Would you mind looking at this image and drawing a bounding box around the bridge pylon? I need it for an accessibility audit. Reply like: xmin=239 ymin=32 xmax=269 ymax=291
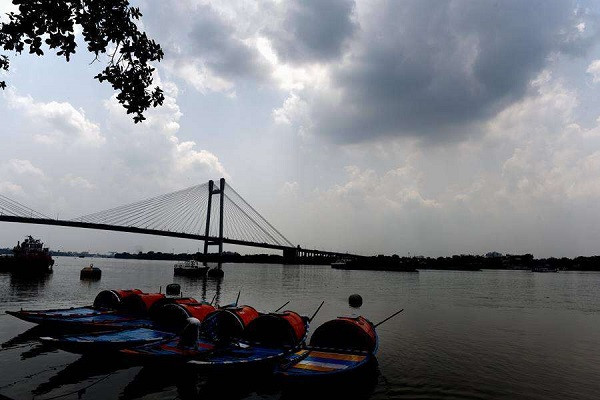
xmin=204 ymin=178 xmax=225 ymax=277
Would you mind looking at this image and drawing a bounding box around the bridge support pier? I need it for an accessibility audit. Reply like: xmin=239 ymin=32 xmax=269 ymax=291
xmin=283 ymin=247 xmax=299 ymax=264
xmin=204 ymin=178 xmax=226 ymax=277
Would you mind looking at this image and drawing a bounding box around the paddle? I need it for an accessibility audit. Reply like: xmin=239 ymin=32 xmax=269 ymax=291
xmin=374 ymin=309 xmax=404 ymax=328
xmin=235 ymin=290 xmax=241 ymax=306
xmin=209 ymin=293 xmax=217 ymax=306
xmin=308 ymin=301 xmax=325 ymax=322
xmin=273 ymin=301 xmax=290 ymax=313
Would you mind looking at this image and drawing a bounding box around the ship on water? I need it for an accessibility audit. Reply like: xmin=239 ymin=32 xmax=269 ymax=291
xmin=0 ymin=236 xmax=54 ymax=274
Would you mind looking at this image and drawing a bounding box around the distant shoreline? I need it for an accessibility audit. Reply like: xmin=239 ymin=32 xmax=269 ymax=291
xmin=19 ymin=250 xmax=600 ymax=271
xmin=3 ymin=247 xmax=600 ymax=271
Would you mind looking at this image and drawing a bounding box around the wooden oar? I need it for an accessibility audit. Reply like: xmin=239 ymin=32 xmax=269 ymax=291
xmin=273 ymin=301 xmax=290 ymax=313
xmin=308 ymin=301 xmax=325 ymax=322
xmin=374 ymin=309 xmax=404 ymax=328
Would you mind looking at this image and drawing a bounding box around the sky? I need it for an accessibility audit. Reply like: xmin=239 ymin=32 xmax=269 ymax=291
xmin=1 ymin=0 xmax=600 ymax=258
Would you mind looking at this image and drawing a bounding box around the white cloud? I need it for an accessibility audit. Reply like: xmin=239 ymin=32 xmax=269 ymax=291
xmin=172 ymin=138 xmax=229 ymax=178
xmin=0 ymin=181 xmax=23 ymax=196
xmin=5 ymin=159 xmax=45 ymax=177
xmin=3 ymin=89 xmax=104 ymax=147
xmin=102 ymin=76 xmax=228 ymax=192
xmin=587 ymin=60 xmax=600 ymax=83
xmin=275 ymin=70 xmax=600 ymax=256
xmin=273 ymin=92 xmax=308 ymax=125
xmin=61 ymin=174 xmax=95 ymax=190
xmin=164 ymin=59 xmax=235 ymax=95
xmin=279 ymin=181 xmax=299 ymax=197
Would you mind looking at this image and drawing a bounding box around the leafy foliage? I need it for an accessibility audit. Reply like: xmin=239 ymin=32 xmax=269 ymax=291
xmin=0 ymin=0 xmax=164 ymax=122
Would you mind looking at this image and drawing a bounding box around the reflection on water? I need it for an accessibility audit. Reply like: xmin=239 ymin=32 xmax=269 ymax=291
xmin=1 ymin=257 xmax=600 ymax=399
xmin=8 ymin=272 xmax=52 ymax=297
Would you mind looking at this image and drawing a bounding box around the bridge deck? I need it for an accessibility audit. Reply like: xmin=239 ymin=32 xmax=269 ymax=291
xmin=0 ymin=216 xmax=356 ymax=258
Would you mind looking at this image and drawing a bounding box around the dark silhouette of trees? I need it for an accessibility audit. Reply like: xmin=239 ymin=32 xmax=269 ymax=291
xmin=0 ymin=0 xmax=164 ymax=122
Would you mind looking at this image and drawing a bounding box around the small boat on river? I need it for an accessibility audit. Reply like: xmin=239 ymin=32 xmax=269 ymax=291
xmin=174 ymin=260 xmax=208 ymax=277
xmin=40 ymin=328 xmax=175 ymax=353
xmin=275 ymin=316 xmax=377 ymax=381
xmin=6 ymin=288 xmax=206 ymax=331
xmin=34 ymin=296 xmax=217 ymax=353
xmin=531 ymin=265 xmax=558 ymax=273
xmin=5 ymin=288 xmax=143 ymax=325
xmin=122 ymin=308 xmax=309 ymax=370
xmin=0 ymin=236 xmax=54 ymax=274
xmin=275 ymin=309 xmax=403 ymax=383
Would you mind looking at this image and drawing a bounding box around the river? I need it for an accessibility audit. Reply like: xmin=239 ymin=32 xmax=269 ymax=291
xmin=1 ymin=257 xmax=599 ymax=399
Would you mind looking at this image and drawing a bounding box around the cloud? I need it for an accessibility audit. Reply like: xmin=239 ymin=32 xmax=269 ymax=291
xmin=587 ymin=60 xmax=600 ymax=83
xmin=0 ymin=159 xmax=51 ymax=210
xmin=5 ymin=159 xmax=45 ymax=177
xmin=265 ymin=0 xmax=357 ymax=64
xmin=3 ymin=89 xmax=104 ymax=147
xmin=0 ymin=159 xmax=44 ymax=197
xmin=279 ymin=181 xmax=299 ymax=197
xmin=279 ymin=0 xmax=597 ymax=143
xmin=142 ymin=1 xmax=269 ymax=95
xmin=276 ymin=71 xmax=600 ymax=256
xmin=61 ymin=174 xmax=95 ymax=190
xmin=102 ymin=77 xmax=228 ymax=192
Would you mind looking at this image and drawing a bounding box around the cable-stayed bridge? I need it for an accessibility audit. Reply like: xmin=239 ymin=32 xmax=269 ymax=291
xmin=0 ymin=178 xmax=356 ymax=272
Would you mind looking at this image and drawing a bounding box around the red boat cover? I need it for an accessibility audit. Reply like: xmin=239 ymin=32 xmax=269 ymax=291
xmin=181 ymin=303 xmax=216 ymax=321
xmin=201 ymin=305 xmax=259 ymax=341
xmin=235 ymin=305 xmax=260 ymax=327
xmin=309 ymin=316 xmax=377 ymax=353
xmin=244 ymin=310 xmax=306 ymax=347
xmin=120 ymin=293 xmax=165 ymax=316
xmin=93 ymin=289 xmax=143 ymax=309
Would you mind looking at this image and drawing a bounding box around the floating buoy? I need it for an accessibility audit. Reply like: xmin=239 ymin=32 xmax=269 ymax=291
xmin=80 ymin=264 xmax=102 ymax=281
xmin=349 ymin=294 xmax=363 ymax=308
xmin=165 ymin=283 xmax=181 ymax=296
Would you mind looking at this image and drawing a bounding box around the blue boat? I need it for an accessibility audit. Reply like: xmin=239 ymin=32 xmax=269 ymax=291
xmin=39 ymin=327 xmax=175 ymax=353
xmin=5 ymin=288 xmax=144 ymax=326
xmin=35 ymin=301 xmax=218 ymax=354
xmin=6 ymin=288 xmax=210 ymax=332
xmin=121 ymin=309 xmax=310 ymax=370
xmin=275 ymin=316 xmax=379 ymax=382
xmin=5 ymin=305 xmax=115 ymax=324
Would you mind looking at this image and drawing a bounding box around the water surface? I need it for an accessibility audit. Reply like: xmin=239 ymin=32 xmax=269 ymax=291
xmin=1 ymin=257 xmax=599 ymax=399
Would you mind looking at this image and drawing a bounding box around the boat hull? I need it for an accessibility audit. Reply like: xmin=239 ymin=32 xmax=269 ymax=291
xmin=5 ymin=306 xmax=112 ymax=324
xmin=6 ymin=308 xmax=155 ymax=330
xmin=275 ymin=347 xmax=375 ymax=382
xmin=40 ymin=328 xmax=174 ymax=354
xmin=174 ymin=266 xmax=208 ymax=277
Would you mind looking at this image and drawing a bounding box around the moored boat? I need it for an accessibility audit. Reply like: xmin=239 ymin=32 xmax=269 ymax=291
xmin=174 ymin=260 xmax=208 ymax=277
xmin=0 ymin=236 xmax=54 ymax=274
xmin=40 ymin=328 xmax=175 ymax=354
xmin=531 ymin=265 xmax=559 ymax=273
xmin=35 ymin=300 xmax=217 ymax=354
xmin=5 ymin=288 xmax=143 ymax=325
xmin=275 ymin=316 xmax=378 ymax=381
xmin=5 ymin=288 xmax=202 ymax=331
xmin=121 ymin=308 xmax=309 ymax=370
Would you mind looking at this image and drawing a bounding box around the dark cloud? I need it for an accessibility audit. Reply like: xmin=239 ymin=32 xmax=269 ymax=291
xmin=141 ymin=1 xmax=268 ymax=85
xmin=302 ymin=0 xmax=596 ymax=143
xmin=267 ymin=0 xmax=357 ymax=63
xmin=188 ymin=4 xmax=268 ymax=80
